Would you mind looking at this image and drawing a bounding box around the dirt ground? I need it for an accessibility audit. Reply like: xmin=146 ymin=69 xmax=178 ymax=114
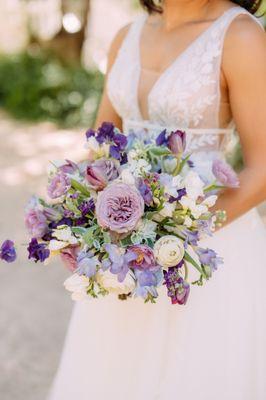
xmin=0 ymin=112 xmax=265 ymax=400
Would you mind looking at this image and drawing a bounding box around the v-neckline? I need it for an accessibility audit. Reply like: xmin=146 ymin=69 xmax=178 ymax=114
xmin=136 ymin=5 xmax=240 ymax=121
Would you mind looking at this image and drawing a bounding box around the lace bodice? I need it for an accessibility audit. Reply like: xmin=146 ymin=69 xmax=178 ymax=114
xmin=107 ymin=6 xmax=263 ymax=178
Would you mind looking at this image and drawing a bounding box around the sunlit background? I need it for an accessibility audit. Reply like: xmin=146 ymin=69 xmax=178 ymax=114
xmin=0 ymin=1 xmax=265 ymax=399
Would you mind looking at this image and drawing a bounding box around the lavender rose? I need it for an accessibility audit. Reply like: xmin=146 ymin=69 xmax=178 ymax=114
xmin=47 ymin=173 xmax=71 ymax=199
xmin=86 ymin=158 xmax=120 ymax=191
xmin=25 ymin=208 xmax=48 ymax=239
xmin=96 ymin=183 xmax=144 ymax=233
xmin=212 ymin=159 xmax=239 ymax=188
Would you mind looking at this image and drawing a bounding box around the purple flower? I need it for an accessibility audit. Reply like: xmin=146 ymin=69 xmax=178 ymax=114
xmin=126 ymin=245 xmax=156 ymax=271
xmin=168 ymin=130 xmax=186 ymax=155
xmin=25 ymin=208 xmax=48 ymax=239
xmin=156 ymin=129 xmax=186 ymax=155
xmin=169 ymin=188 xmax=187 ymax=203
xmin=78 ymin=199 xmax=95 ymax=216
xmin=135 ymin=269 xmax=163 ymax=299
xmin=164 ymin=267 xmax=190 ymax=305
xmin=96 ymin=122 xmax=115 ymax=143
xmin=42 ymin=207 xmax=62 ymax=222
xmin=60 ymin=245 xmax=80 ymax=272
xmin=0 ymin=240 xmax=17 ymax=263
xmin=76 ymin=251 xmax=98 ymax=278
xmin=138 ymin=180 xmax=153 ymax=206
xmin=59 ymin=160 xmax=79 ymax=174
xmin=96 ymin=183 xmax=144 ymax=234
xmin=104 ymin=244 xmax=135 ymax=282
xmin=184 ymin=230 xmax=200 ymax=246
xmin=85 ymin=128 xmax=95 ymax=139
xmin=27 ymin=238 xmax=50 ymax=263
xmin=86 ymin=158 xmax=120 ymax=191
xmin=212 ymin=159 xmax=239 ymax=188
xmin=113 ymin=133 xmax=127 ymax=150
xmin=156 ymin=129 xmax=168 ymax=146
xmin=196 ymin=248 xmax=223 ymax=271
xmin=47 ymin=173 xmax=71 ymax=199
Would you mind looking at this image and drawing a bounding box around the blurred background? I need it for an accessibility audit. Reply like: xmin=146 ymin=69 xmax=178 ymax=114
xmin=0 ymin=1 xmax=265 ymax=399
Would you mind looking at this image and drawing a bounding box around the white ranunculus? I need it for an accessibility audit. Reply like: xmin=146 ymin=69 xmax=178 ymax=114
xmin=64 ymin=274 xmax=90 ymax=301
xmin=96 ymin=270 xmax=136 ymax=295
xmin=183 ymin=171 xmax=205 ymax=200
xmin=154 ymin=235 xmax=185 ymax=269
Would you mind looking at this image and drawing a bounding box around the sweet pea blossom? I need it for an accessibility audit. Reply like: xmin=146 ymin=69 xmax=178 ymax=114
xmin=25 ymin=208 xmax=48 ymax=239
xmin=76 ymin=251 xmax=100 ymax=278
xmin=27 ymin=238 xmax=50 ymax=263
xmin=47 ymin=173 xmax=71 ymax=199
xmin=96 ymin=183 xmax=144 ymax=234
xmin=0 ymin=240 xmax=17 ymax=263
xmin=212 ymin=159 xmax=240 ymax=188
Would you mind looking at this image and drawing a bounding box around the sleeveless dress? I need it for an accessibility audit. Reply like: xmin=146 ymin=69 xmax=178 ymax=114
xmin=48 ymin=6 xmax=266 ymax=400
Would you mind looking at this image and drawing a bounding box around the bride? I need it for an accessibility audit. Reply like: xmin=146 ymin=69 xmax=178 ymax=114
xmin=48 ymin=1 xmax=266 ymax=399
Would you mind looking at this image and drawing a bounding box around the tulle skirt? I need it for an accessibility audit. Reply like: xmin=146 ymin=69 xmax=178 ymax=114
xmin=48 ymin=208 xmax=266 ymax=400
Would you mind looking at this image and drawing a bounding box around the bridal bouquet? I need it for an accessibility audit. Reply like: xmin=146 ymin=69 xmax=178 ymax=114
xmin=24 ymin=122 xmax=239 ymax=305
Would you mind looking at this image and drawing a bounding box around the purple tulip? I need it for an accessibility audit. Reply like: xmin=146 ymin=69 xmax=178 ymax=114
xmin=0 ymin=240 xmax=17 ymax=263
xmin=60 ymin=245 xmax=80 ymax=272
xmin=212 ymin=159 xmax=239 ymax=188
xmin=168 ymin=130 xmax=186 ymax=155
xmin=86 ymin=159 xmax=120 ymax=191
xmin=47 ymin=173 xmax=71 ymax=199
xmin=27 ymin=238 xmax=50 ymax=263
xmin=25 ymin=208 xmax=48 ymax=239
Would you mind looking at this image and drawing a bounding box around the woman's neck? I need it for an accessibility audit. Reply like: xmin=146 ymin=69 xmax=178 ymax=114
xmin=162 ymin=0 xmax=214 ymax=30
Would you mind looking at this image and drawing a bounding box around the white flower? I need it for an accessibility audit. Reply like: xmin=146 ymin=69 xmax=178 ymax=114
xmin=179 ymin=194 xmax=217 ymax=219
xmin=64 ymin=274 xmax=90 ymax=301
xmin=179 ymin=196 xmax=208 ymax=219
xmin=53 ymin=225 xmax=78 ymax=244
xmin=202 ymin=195 xmax=217 ymax=208
xmin=86 ymin=136 xmax=110 ymax=160
xmin=96 ymin=270 xmax=136 ymax=295
xmin=49 ymin=225 xmax=79 ymax=251
xmin=131 ymin=219 xmax=157 ymax=244
xmin=120 ymin=168 xmax=136 ymax=185
xmin=160 ymin=174 xmax=183 ymax=197
xmin=183 ymin=171 xmax=205 ymax=200
xmin=184 ymin=215 xmax=193 ymax=228
xmin=128 ymin=158 xmax=151 ymax=177
xmin=154 ymin=235 xmax=185 ymax=269
xmin=159 ymin=202 xmax=176 ymax=218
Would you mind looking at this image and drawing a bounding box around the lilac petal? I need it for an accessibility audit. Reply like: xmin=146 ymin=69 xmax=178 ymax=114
xmin=0 ymin=240 xmax=17 ymax=263
xmin=156 ymin=129 xmax=168 ymax=146
xmin=109 ymin=145 xmax=121 ymax=160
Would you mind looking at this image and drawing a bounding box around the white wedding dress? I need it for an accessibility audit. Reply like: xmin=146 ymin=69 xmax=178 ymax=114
xmin=48 ymin=6 xmax=266 ymax=400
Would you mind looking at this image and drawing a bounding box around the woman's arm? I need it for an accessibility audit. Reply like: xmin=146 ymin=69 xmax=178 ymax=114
xmin=94 ymin=24 xmax=131 ymax=130
xmin=214 ymin=15 xmax=266 ymax=223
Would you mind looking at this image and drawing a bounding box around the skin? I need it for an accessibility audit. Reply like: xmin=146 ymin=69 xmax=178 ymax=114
xmin=95 ymin=0 xmax=266 ymax=225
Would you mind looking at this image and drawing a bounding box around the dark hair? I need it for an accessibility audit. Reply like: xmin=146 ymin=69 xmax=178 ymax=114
xmin=140 ymin=0 xmax=264 ymax=15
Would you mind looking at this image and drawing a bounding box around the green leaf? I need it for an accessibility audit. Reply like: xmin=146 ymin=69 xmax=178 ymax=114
xmin=184 ymin=251 xmax=205 ymax=276
xmin=72 ymin=227 xmax=87 ymax=236
xmin=71 ymin=179 xmax=90 ymax=197
xmin=148 ymin=146 xmax=172 ymax=157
